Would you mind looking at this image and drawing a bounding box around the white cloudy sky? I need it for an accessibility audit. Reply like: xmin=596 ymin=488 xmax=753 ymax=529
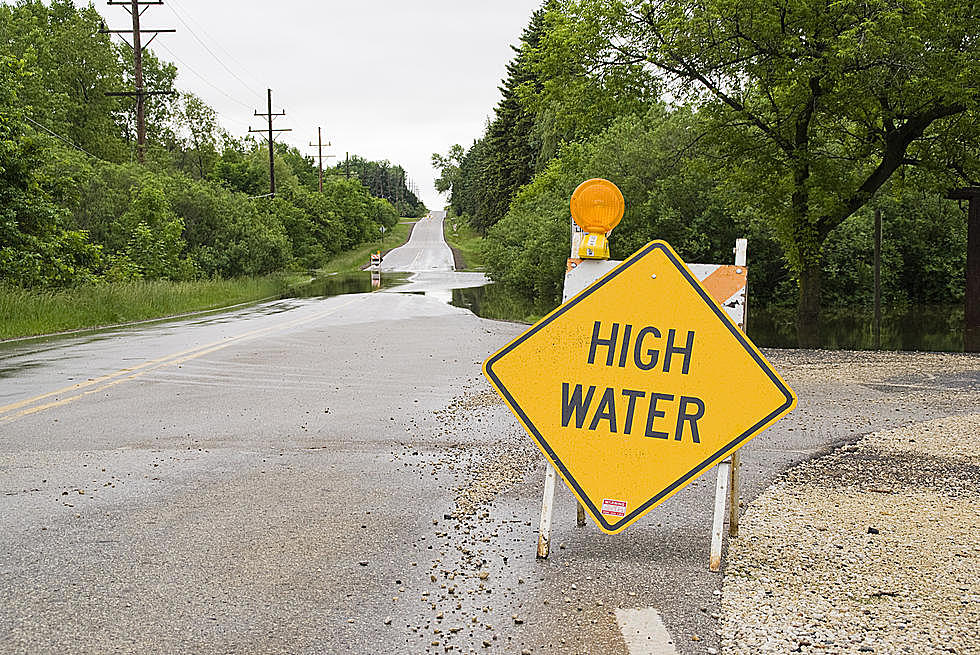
xmin=86 ymin=0 xmax=543 ymax=209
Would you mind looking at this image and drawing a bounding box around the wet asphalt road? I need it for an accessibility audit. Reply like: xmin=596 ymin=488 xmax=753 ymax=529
xmin=380 ymin=212 xmax=454 ymax=273
xmin=1 ymin=214 xmax=978 ymax=655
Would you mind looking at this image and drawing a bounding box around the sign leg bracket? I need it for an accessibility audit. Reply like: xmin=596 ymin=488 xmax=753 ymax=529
xmin=709 ymin=453 xmax=742 ymax=571
xmin=709 ymin=458 xmax=731 ymax=571
xmin=537 ymin=463 xmax=557 ymax=558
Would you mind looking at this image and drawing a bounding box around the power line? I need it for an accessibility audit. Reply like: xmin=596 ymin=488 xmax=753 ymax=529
xmin=154 ymin=41 xmax=254 ymax=113
xmin=23 ymin=116 xmax=103 ymax=161
xmin=163 ymin=0 xmax=264 ymax=101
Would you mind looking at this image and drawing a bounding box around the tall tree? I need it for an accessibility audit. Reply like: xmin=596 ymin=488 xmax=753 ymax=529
xmin=177 ymin=93 xmax=224 ymax=179
xmin=475 ymin=6 xmax=548 ymax=232
xmin=0 ymin=0 xmax=128 ymax=160
xmin=431 ymin=143 xmax=465 ymax=202
xmin=0 ymin=54 xmax=102 ymax=287
xmin=551 ymin=0 xmax=980 ymax=344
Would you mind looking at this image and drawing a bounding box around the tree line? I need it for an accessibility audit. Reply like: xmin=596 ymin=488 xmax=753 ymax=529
xmin=1 ymin=0 xmax=425 ymax=290
xmin=434 ymin=0 xmax=977 ymax=344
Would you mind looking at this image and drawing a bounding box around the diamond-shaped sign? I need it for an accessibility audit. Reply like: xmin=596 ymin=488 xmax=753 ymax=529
xmin=483 ymin=241 xmax=796 ymax=534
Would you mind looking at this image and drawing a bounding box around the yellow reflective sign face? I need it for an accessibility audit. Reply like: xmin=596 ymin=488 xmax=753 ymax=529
xmin=483 ymin=241 xmax=796 ymax=534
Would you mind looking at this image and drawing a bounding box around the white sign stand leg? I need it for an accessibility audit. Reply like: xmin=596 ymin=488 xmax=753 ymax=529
xmin=709 ymin=458 xmax=731 ymax=571
xmin=708 ymin=238 xmax=748 ymax=571
xmin=538 ymin=463 xmax=557 ymax=558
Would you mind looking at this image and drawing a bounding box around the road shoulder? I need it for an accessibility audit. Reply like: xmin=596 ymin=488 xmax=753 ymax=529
xmin=720 ymin=412 xmax=980 ymax=654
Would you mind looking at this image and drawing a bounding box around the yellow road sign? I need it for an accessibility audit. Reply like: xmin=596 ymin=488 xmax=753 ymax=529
xmin=483 ymin=241 xmax=796 ymax=534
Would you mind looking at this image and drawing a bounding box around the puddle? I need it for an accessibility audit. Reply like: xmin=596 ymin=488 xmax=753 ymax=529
xmin=449 ymin=283 xmax=969 ymax=352
xmin=287 ymin=271 xmax=410 ymax=296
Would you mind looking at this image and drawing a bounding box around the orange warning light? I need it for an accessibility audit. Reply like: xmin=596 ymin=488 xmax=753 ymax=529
xmin=570 ymin=178 xmax=625 ymax=234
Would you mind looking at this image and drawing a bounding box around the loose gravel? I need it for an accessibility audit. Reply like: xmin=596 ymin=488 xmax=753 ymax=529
xmin=720 ymin=413 xmax=980 ymax=655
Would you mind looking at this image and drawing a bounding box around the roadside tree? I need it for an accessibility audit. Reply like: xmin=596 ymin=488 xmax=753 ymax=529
xmin=546 ymin=0 xmax=980 ymax=344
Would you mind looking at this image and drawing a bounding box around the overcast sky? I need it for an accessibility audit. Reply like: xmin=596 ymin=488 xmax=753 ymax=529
xmin=88 ymin=0 xmax=543 ymax=210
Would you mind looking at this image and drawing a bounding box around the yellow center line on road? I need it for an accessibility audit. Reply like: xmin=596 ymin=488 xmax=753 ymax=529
xmin=0 ymin=296 xmax=363 ymax=424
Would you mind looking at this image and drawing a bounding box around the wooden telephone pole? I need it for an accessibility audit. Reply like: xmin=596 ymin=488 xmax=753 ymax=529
xmin=948 ymin=188 xmax=980 ymax=352
xmin=309 ymin=127 xmax=335 ymax=192
xmin=249 ymin=89 xmax=291 ymax=198
xmin=101 ymin=0 xmax=176 ymax=164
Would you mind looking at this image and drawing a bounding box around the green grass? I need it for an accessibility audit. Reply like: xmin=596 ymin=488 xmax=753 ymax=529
xmin=0 ymin=222 xmax=419 ymax=341
xmin=0 ymin=275 xmax=305 ymax=341
xmin=444 ymin=217 xmax=485 ymax=270
xmin=314 ymin=219 xmax=417 ymax=275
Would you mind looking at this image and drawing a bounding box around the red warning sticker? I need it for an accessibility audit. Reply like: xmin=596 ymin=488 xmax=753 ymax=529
xmin=601 ymin=499 xmax=627 ymax=518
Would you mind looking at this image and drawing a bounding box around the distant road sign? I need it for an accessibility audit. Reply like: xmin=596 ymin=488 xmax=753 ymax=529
xmin=484 ymin=241 xmax=796 ymax=534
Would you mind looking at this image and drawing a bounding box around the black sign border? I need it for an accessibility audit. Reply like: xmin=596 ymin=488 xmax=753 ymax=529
xmin=484 ymin=241 xmax=796 ymax=533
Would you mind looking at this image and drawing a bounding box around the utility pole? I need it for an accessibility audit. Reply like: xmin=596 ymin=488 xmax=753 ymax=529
xmin=948 ymin=188 xmax=980 ymax=352
xmin=345 ymin=152 xmax=350 ymax=179
xmin=873 ymin=207 xmax=882 ymax=349
xmin=249 ymin=89 xmax=291 ymax=197
xmin=308 ymin=127 xmax=335 ymax=193
xmin=101 ymin=0 xmax=176 ymax=164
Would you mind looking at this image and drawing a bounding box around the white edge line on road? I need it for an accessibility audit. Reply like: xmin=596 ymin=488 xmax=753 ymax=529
xmin=615 ymin=607 xmax=680 ymax=655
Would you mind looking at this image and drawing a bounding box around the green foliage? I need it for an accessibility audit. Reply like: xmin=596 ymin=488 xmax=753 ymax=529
xmin=483 ymin=141 xmax=589 ymax=302
xmin=547 ymin=0 xmax=979 ymax=338
xmin=0 ymin=0 xmax=419 ymax=295
xmin=454 ymin=0 xmax=976 ymax=333
xmin=117 ymin=183 xmax=191 ymax=280
xmin=0 ymin=52 xmax=103 ymax=288
xmin=523 ymin=0 xmax=656 ymax=147
xmin=432 ymin=144 xmax=464 ymax=196
xmin=334 ymin=156 xmax=426 ymax=217
xmin=0 ymin=275 xmax=297 ymax=340
xmin=174 ymin=93 xmax=225 ymax=179
xmin=821 ymin=189 xmax=967 ymax=307
xmin=485 ymin=108 xmax=785 ymax=306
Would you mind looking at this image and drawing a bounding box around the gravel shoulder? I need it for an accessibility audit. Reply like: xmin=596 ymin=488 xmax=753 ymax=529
xmin=720 ymin=412 xmax=980 ymax=655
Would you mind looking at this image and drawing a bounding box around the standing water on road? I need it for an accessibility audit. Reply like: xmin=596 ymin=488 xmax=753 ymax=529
xmin=451 ymin=284 xmax=967 ymax=352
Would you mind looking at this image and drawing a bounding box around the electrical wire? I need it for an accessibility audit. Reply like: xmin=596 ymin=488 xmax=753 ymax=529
xmin=163 ymin=0 xmax=266 ymax=101
xmin=99 ymin=7 xmax=254 ymax=134
xmin=154 ymin=41 xmax=255 ymax=114
xmin=23 ymin=116 xmax=103 ymax=161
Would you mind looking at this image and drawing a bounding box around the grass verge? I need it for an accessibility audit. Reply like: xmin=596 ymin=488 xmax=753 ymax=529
xmin=444 ymin=216 xmax=484 ymax=270
xmin=0 ymin=222 xmax=420 ymax=341
xmin=0 ymin=274 xmax=306 ymax=341
xmin=314 ymin=220 xmax=416 ymax=274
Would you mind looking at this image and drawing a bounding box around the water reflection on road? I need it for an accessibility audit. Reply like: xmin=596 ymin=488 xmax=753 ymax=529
xmin=284 ymin=272 xmax=971 ymax=352
xmin=2 ymin=269 xmax=964 ymax=361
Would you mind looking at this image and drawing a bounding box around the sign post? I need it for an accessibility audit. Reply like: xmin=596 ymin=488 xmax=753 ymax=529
xmin=484 ymin=180 xmax=795 ymax=567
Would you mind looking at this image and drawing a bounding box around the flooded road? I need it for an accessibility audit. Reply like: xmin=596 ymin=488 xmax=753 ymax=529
xmin=2 ymin=213 xmax=977 ymax=654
